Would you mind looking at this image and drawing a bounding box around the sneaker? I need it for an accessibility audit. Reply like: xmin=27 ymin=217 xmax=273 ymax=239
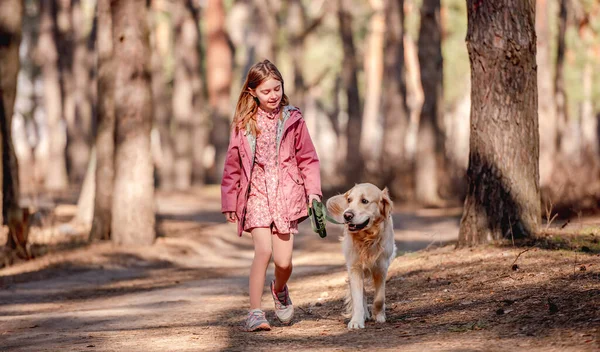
xmin=243 ymin=309 xmax=271 ymax=332
xmin=271 ymin=280 xmax=294 ymax=324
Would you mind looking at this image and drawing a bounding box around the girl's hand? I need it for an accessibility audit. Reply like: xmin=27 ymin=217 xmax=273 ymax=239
xmin=225 ymin=212 xmax=237 ymax=223
xmin=308 ymin=194 xmax=321 ymax=207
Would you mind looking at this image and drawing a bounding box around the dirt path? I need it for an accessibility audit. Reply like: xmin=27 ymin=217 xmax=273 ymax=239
xmin=1 ymin=188 xmax=599 ymax=351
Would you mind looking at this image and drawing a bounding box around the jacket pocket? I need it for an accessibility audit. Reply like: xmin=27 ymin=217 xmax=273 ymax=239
xmin=285 ymin=168 xmax=306 ymax=218
xmin=287 ymin=168 xmax=304 ymax=185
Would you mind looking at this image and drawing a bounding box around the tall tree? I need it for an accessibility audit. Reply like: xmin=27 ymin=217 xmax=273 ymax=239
xmin=360 ymin=0 xmax=386 ymax=176
xmin=150 ymin=0 xmax=175 ymax=190
xmin=415 ymin=0 xmax=445 ymax=206
xmin=381 ymin=0 xmax=409 ymax=194
xmin=38 ymin=0 xmax=69 ymax=190
xmin=90 ymin=0 xmax=114 ymax=241
xmin=458 ymin=0 xmax=540 ymax=246
xmin=0 ymin=0 xmax=27 ymax=254
xmin=554 ymin=0 xmax=568 ymax=152
xmin=253 ymin=0 xmax=279 ymax=61
xmin=287 ymin=0 xmax=306 ymax=105
xmin=338 ymin=0 xmax=363 ymax=186
xmin=579 ymin=10 xmax=599 ymax=156
xmin=171 ymin=0 xmax=207 ymax=188
xmin=206 ymin=0 xmax=233 ymax=182
xmin=54 ymin=0 xmax=90 ymax=184
xmin=71 ymin=0 xmax=94 ymax=184
xmin=110 ymin=0 xmax=156 ymax=245
xmin=537 ymin=0 xmax=558 ymax=187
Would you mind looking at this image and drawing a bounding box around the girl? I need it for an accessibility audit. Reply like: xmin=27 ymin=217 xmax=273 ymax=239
xmin=221 ymin=60 xmax=322 ymax=332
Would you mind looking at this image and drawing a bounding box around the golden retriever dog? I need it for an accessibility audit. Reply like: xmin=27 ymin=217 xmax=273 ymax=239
xmin=326 ymin=183 xmax=396 ymax=329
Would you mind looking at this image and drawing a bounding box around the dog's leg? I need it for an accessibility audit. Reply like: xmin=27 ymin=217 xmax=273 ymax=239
xmin=347 ymin=267 xmax=366 ymax=329
xmin=363 ymin=286 xmax=370 ymax=321
xmin=372 ymin=266 xmax=387 ymax=323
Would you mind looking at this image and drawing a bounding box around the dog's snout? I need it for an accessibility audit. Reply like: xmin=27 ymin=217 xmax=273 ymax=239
xmin=343 ymin=211 xmax=354 ymax=222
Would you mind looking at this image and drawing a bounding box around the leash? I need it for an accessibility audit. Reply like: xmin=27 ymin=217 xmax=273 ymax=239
xmin=308 ymin=199 xmax=343 ymax=238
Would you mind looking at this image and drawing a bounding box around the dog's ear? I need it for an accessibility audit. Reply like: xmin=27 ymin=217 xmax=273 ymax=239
xmin=326 ymin=194 xmax=348 ymax=223
xmin=379 ymin=187 xmax=393 ymax=219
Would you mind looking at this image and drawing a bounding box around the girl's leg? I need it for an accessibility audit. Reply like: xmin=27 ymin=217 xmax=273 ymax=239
xmin=249 ymin=228 xmax=273 ymax=310
xmin=272 ymin=232 xmax=294 ymax=292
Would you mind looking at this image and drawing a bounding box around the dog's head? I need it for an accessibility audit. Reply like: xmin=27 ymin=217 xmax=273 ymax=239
xmin=326 ymin=183 xmax=392 ymax=232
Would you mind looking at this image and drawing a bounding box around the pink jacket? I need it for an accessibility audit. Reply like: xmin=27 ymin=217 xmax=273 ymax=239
xmin=221 ymin=105 xmax=322 ymax=236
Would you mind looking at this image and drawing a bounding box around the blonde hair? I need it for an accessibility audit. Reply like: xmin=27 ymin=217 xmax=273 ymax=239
xmin=232 ymin=60 xmax=289 ymax=136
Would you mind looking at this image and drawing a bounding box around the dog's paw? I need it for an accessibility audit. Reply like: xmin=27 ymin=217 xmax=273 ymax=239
xmin=375 ymin=312 xmax=386 ymax=323
xmin=347 ymin=319 xmax=365 ymax=329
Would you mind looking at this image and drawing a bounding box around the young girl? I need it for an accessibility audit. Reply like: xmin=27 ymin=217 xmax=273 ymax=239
xmin=221 ymin=60 xmax=322 ymax=331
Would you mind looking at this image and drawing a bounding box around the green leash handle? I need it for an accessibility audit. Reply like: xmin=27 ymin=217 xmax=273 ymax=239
xmin=308 ymin=199 xmax=343 ymax=238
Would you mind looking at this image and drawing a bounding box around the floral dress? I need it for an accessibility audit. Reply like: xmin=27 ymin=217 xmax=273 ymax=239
xmin=244 ymin=106 xmax=298 ymax=235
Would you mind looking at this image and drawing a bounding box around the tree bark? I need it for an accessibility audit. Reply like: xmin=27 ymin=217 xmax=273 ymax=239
xmin=580 ymin=56 xmax=597 ymax=155
xmin=171 ymin=0 xmax=207 ymax=189
xmin=360 ymin=0 xmax=386 ymax=175
xmin=415 ymin=0 xmax=444 ymax=206
xmin=150 ymin=0 xmax=175 ymax=190
xmin=55 ymin=0 xmax=90 ymax=184
xmin=206 ymin=0 xmax=233 ymax=183
xmin=536 ymin=0 xmax=557 ymax=188
xmin=338 ymin=0 xmax=363 ymax=186
xmin=554 ymin=0 xmax=568 ymax=154
xmin=75 ymin=148 xmax=95 ymax=225
xmin=38 ymin=0 xmax=69 ymax=191
xmin=110 ymin=0 xmax=156 ymax=245
xmin=287 ymin=0 xmax=306 ymax=106
xmin=71 ymin=0 xmax=94 ymax=184
xmin=381 ymin=0 xmax=409 ymax=194
xmin=253 ymin=0 xmax=279 ymax=61
xmin=90 ymin=0 xmax=114 ymax=241
xmin=458 ymin=0 xmax=540 ymax=246
xmin=186 ymin=1 xmax=209 ymax=186
xmin=0 ymin=0 xmax=27 ymax=253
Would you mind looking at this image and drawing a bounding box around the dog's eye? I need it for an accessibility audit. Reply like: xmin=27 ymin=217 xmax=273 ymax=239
xmin=347 ymin=198 xmax=352 ymax=203
xmin=361 ymin=198 xmax=369 ymax=204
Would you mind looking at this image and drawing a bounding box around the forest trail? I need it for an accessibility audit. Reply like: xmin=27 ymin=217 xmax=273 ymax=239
xmin=0 ymin=188 xmax=598 ymax=351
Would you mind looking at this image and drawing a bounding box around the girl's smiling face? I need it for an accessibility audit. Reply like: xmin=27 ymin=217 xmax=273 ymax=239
xmin=251 ymin=77 xmax=283 ymax=113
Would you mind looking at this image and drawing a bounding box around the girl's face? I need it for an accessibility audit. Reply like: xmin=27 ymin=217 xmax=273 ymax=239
xmin=251 ymin=77 xmax=283 ymax=113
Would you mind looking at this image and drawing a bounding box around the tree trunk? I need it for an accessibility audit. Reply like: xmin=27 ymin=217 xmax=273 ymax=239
xmin=206 ymin=0 xmax=233 ymax=183
xmin=580 ymin=57 xmax=597 ymax=155
xmin=90 ymin=0 xmax=114 ymax=242
xmin=71 ymin=0 xmax=94 ymax=184
xmin=554 ymin=0 xmax=568 ymax=154
xmin=187 ymin=1 xmax=209 ymax=186
xmin=111 ymin=0 xmax=156 ymax=246
xmin=360 ymin=0 xmax=386 ymax=176
xmin=458 ymin=0 xmax=540 ymax=246
xmin=75 ymin=148 xmax=95 ymax=225
xmin=0 ymin=0 xmax=27 ymax=254
xmin=171 ymin=0 xmax=207 ymax=189
xmin=253 ymin=0 xmax=278 ymax=61
xmin=403 ymin=33 xmax=423 ymax=164
xmin=338 ymin=0 xmax=363 ymax=186
xmin=536 ymin=0 xmax=557 ymax=188
xmin=150 ymin=0 xmax=175 ymax=190
xmin=381 ymin=0 xmax=409 ymax=194
xmin=38 ymin=0 xmax=69 ymax=191
xmin=287 ymin=0 xmax=306 ymax=106
xmin=55 ymin=0 xmax=89 ymax=184
xmin=415 ymin=0 xmax=444 ymax=206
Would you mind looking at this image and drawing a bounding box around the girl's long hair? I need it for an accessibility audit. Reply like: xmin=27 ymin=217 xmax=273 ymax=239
xmin=232 ymin=60 xmax=289 ymax=136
